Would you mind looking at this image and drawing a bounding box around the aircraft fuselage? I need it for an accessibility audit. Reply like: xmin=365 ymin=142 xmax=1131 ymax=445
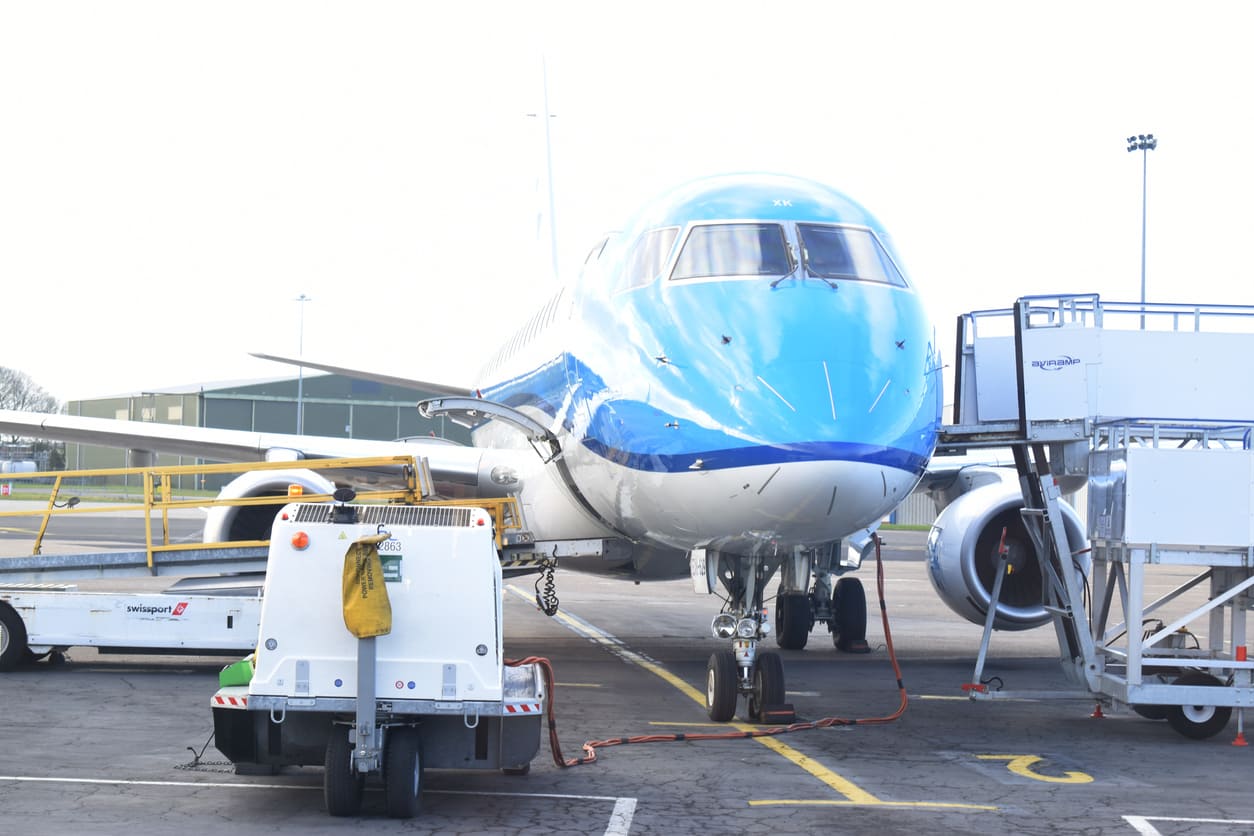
xmin=476 ymin=174 xmax=943 ymax=557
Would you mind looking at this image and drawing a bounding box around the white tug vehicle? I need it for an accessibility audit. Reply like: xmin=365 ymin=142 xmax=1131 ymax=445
xmin=211 ymin=489 xmax=545 ymax=818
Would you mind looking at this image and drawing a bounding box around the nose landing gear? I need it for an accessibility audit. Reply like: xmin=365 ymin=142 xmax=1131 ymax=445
xmin=705 ymin=555 xmax=793 ymax=723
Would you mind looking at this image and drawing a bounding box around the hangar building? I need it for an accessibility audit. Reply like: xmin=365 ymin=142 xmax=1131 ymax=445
xmin=64 ymin=374 xmax=468 ymax=490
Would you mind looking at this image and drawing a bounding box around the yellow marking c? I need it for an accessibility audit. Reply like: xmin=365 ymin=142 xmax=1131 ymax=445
xmin=977 ymin=754 xmax=1093 ymax=784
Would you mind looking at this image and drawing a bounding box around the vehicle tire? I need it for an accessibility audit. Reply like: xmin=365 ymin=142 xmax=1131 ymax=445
xmin=706 ymin=650 xmax=738 ymax=722
xmin=324 ymin=725 xmax=364 ymax=817
xmin=831 ymin=577 xmax=869 ymax=653
xmin=775 ymin=593 xmax=811 ymax=650
xmin=1131 ymin=703 xmax=1170 ymax=721
xmin=1166 ymin=672 xmax=1232 ymax=740
xmin=384 ymin=726 xmax=424 ymax=819
xmin=0 ymin=602 xmax=29 ymax=672
xmin=749 ymin=651 xmax=785 ymax=721
xmin=1131 ymin=668 xmax=1172 ymax=720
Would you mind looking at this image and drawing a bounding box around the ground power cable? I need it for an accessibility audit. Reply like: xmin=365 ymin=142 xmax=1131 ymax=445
xmin=507 ymin=533 xmax=908 ymax=769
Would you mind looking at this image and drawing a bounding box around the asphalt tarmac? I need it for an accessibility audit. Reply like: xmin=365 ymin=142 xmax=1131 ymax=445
xmin=2 ymin=511 xmax=1253 ymax=835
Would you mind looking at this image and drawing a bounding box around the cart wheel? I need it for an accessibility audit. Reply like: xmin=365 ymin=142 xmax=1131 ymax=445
xmin=1131 ymin=703 xmax=1170 ymax=721
xmin=502 ymin=763 xmax=531 ymax=776
xmin=324 ymin=725 xmax=363 ymax=817
xmin=1166 ymin=672 xmax=1232 ymax=740
xmin=384 ymin=726 xmax=424 ymax=819
xmin=1131 ymin=668 xmax=1173 ymax=720
xmin=706 ymin=650 xmax=738 ymax=722
xmin=0 ymin=602 xmax=29 ymax=672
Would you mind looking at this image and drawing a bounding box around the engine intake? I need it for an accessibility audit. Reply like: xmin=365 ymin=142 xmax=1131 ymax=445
xmin=925 ymin=482 xmax=1088 ymax=631
xmin=203 ymin=469 xmax=336 ymax=543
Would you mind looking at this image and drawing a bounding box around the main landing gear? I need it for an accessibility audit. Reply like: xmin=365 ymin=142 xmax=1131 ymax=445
xmin=703 ymin=546 xmax=870 ymax=724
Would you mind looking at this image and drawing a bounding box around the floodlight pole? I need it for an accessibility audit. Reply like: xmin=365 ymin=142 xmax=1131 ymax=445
xmin=1127 ymin=134 xmax=1157 ymax=326
xmin=295 ymin=293 xmax=311 ymax=434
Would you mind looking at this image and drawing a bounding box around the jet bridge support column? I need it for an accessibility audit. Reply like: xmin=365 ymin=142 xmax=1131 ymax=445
xmin=1011 ymin=443 xmax=1096 ymax=689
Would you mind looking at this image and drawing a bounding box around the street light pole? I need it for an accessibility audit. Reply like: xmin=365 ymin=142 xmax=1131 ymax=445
xmin=1127 ymin=133 xmax=1157 ymax=324
xmin=295 ymin=293 xmax=311 ymax=434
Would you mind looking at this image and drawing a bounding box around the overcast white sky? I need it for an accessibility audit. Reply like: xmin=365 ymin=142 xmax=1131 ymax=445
xmin=2 ymin=1 xmax=1252 ymax=404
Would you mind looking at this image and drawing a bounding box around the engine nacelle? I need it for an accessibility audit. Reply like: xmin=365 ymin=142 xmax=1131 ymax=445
xmin=203 ymin=469 xmax=336 ymax=543
xmin=925 ymin=482 xmax=1088 ymax=631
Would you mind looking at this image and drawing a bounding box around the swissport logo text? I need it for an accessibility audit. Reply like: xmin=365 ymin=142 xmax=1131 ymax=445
xmin=1031 ymin=355 xmax=1081 ymax=371
xmin=125 ymin=601 xmax=190 ymax=617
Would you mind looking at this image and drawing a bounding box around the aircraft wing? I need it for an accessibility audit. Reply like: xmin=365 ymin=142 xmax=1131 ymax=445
xmin=0 ymin=408 xmax=510 ymax=492
xmin=249 ymin=352 xmax=474 ymax=397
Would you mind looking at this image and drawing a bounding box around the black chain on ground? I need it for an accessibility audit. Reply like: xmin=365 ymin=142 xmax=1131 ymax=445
xmin=175 ymin=729 xmax=236 ymax=774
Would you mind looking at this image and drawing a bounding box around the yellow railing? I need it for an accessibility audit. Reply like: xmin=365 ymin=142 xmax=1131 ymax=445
xmin=0 ymin=456 xmax=525 ymax=569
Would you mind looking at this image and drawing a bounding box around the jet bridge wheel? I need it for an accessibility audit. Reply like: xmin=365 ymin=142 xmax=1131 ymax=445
xmin=707 ymin=650 xmax=738 ymax=722
xmin=1130 ymin=667 xmax=1174 ymax=721
xmin=775 ymin=593 xmax=812 ymax=650
xmin=1165 ymin=672 xmax=1232 ymax=740
xmin=831 ymin=577 xmax=870 ymax=653
xmin=384 ymin=726 xmax=424 ymax=819
xmin=749 ymin=651 xmax=785 ymax=721
xmin=324 ymin=725 xmax=364 ymax=817
xmin=0 ymin=602 xmax=28 ymax=672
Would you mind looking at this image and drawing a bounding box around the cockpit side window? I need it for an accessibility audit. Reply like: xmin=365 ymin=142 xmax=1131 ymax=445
xmin=623 ymin=227 xmax=679 ymax=289
xmin=798 ymin=224 xmax=907 ymax=287
xmin=671 ymin=223 xmax=792 ymax=280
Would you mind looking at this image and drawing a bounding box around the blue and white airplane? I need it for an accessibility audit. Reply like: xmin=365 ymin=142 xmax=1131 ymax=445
xmin=0 ymin=173 xmax=1054 ymax=722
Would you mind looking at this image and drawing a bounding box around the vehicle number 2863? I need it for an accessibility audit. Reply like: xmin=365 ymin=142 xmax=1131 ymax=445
xmin=378 ymin=538 xmax=404 ymax=553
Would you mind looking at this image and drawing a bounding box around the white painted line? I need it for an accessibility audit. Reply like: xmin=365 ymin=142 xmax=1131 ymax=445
xmin=0 ymin=775 xmax=637 ymax=833
xmin=822 ymin=361 xmax=836 ymax=420
xmin=1123 ymin=815 xmax=1254 ymax=834
xmin=868 ymin=379 xmax=891 ymax=413
xmin=0 ymin=775 xmax=317 ymax=791
xmin=606 ymin=797 xmax=638 ymax=836
xmin=756 ymin=375 xmax=796 ymax=412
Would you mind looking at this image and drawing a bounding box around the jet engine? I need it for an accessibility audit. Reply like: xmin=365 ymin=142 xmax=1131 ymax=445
xmin=925 ymin=481 xmax=1088 ymax=631
xmin=202 ymin=469 xmax=336 ymax=543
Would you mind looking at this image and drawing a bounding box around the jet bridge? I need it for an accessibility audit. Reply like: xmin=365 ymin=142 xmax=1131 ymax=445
xmin=941 ymin=293 xmax=1254 ymax=740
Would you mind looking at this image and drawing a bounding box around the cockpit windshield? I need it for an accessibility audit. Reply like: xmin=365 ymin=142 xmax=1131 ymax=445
xmin=798 ymin=224 xmax=907 ymax=286
xmin=671 ymin=223 xmax=793 ymax=280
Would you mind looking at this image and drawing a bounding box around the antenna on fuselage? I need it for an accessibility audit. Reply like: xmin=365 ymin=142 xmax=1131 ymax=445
xmin=526 ymin=54 xmax=560 ymax=282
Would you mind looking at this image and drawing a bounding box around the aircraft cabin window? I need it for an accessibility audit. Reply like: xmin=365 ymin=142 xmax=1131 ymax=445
xmin=671 ymin=223 xmax=792 ymax=280
xmin=623 ymin=227 xmax=679 ymax=289
xmin=798 ymin=224 xmax=907 ymax=287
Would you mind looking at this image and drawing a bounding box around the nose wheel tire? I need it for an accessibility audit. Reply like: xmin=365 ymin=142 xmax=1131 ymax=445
xmin=749 ymin=651 xmax=785 ymax=721
xmin=706 ymin=650 xmax=738 ymax=722
xmin=1165 ymin=672 xmax=1232 ymax=740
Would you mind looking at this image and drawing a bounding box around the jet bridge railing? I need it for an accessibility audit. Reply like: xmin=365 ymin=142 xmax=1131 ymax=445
xmin=951 ymin=294 xmax=1254 ymax=444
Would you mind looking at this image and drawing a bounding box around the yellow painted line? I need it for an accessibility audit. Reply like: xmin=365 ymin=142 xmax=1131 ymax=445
xmin=977 ymin=754 xmax=1093 ymax=784
xmin=508 ymin=585 xmax=997 ymax=811
xmin=750 ymin=799 xmax=1000 ymax=810
xmin=914 ymin=695 xmax=969 ymax=701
